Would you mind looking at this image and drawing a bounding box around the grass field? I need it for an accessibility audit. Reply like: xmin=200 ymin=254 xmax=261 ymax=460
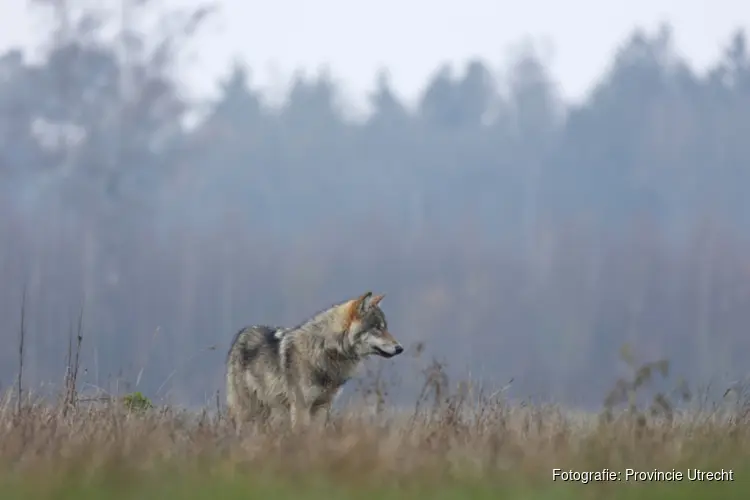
xmin=2 ymin=356 xmax=749 ymax=500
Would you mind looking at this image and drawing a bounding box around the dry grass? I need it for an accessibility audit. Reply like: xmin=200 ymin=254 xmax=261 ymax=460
xmin=1 ymin=354 xmax=749 ymax=499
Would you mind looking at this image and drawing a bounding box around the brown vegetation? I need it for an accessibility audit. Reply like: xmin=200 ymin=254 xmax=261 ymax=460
xmin=2 ymin=346 xmax=749 ymax=490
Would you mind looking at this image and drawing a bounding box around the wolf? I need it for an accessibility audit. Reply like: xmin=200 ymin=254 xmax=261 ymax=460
xmin=225 ymin=291 xmax=403 ymax=429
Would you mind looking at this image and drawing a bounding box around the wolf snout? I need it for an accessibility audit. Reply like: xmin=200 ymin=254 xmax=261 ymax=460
xmin=374 ymin=343 xmax=404 ymax=358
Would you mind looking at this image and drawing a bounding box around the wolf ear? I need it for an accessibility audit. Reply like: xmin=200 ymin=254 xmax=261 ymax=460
xmin=351 ymin=291 xmax=383 ymax=318
xmin=369 ymin=294 xmax=385 ymax=307
xmin=358 ymin=292 xmax=385 ymax=312
xmin=354 ymin=291 xmax=373 ymax=315
xmin=345 ymin=292 xmax=372 ymax=329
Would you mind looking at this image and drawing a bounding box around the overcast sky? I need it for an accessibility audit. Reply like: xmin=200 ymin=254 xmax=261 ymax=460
xmin=1 ymin=0 xmax=748 ymax=111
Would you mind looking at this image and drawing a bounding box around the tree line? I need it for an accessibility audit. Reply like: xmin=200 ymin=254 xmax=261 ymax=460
xmin=1 ymin=1 xmax=749 ymax=406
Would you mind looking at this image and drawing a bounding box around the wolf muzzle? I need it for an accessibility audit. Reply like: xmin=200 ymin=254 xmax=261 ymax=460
xmin=376 ymin=344 xmax=404 ymax=358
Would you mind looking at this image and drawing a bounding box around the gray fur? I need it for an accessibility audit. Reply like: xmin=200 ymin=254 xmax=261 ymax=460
xmin=225 ymin=292 xmax=403 ymax=429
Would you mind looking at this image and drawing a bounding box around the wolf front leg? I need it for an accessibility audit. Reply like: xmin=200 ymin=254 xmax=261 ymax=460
xmin=288 ymin=388 xmax=312 ymax=431
xmin=309 ymin=399 xmax=334 ymax=429
xmin=289 ymin=404 xmax=312 ymax=430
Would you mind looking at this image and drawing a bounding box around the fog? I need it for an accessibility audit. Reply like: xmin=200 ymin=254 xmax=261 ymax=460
xmin=2 ymin=2 xmax=750 ymax=409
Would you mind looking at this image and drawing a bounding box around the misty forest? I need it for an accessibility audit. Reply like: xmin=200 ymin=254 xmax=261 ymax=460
xmin=2 ymin=0 xmax=750 ymax=409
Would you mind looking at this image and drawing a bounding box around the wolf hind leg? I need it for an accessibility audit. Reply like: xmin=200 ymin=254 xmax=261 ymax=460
xmin=229 ymin=386 xmax=270 ymax=434
xmin=227 ymin=375 xmax=250 ymax=431
xmin=242 ymin=392 xmax=274 ymax=431
xmin=309 ymin=399 xmax=334 ymax=430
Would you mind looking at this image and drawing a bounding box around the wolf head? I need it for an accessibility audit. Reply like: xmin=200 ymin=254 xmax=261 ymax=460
xmin=344 ymin=291 xmax=403 ymax=359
